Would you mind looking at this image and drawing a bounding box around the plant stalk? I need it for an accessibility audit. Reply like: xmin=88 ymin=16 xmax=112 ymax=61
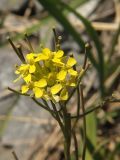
xmin=80 ymin=84 xmax=86 ymax=160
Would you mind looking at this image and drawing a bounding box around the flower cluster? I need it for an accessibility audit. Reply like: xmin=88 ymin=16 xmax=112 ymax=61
xmin=14 ymin=48 xmax=83 ymax=102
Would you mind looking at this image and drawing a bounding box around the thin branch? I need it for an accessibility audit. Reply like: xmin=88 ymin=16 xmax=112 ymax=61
xmin=83 ymin=43 xmax=90 ymax=69
xmin=24 ymin=33 xmax=34 ymax=52
xmin=50 ymin=101 xmax=64 ymax=133
xmin=8 ymin=87 xmax=54 ymax=113
xmin=7 ymin=37 xmax=25 ymax=63
xmin=57 ymin=36 xmax=62 ymax=50
xmin=32 ymin=97 xmax=54 ymax=113
xmin=16 ymin=44 xmax=25 ymax=63
xmin=52 ymin=27 xmax=62 ymax=50
xmin=71 ymin=97 xmax=120 ymax=119
xmin=52 ymin=27 xmax=58 ymax=51
xmin=8 ymin=87 xmax=29 ymax=96
xmin=12 ymin=151 xmax=19 ymax=160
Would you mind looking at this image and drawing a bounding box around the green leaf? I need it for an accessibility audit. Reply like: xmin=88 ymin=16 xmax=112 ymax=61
xmin=59 ymin=1 xmax=104 ymax=68
xmin=55 ymin=1 xmax=105 ymax=96
xmin=86 ymin=137 xmax=104 ymax=160
xmin=85 ymin=112 xmax=97 ymax=160
xmin=38 ymin=0 xmax=99 ymax=71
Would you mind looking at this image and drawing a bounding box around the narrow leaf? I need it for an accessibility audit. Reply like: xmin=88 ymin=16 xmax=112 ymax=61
xmin=39 ymin=0 xmax=98 ymax=70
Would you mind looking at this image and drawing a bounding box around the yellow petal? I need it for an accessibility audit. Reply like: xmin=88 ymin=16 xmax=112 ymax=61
xmin=54 ymin=50 xmax=64 ymax=58
xmin=67 ymin=57 xmax=77 ymax=67
xmin=34 ymin=79 xmax=47 ymax=88
xmin=19 ymin=64 xmax=29 ymax=71
xmin=68 ymin=69 xmax=78 ymax=76
xmin=35 ymin=54 xmax=48 ymax=62
xmin=33 ymin=87 xmax=43 ymax=98
xmin=52 ymin=58 xmax=60 ymax=63
xmin=42 ymin=48 xmax=51 ymax=58
xmin=29 ymin=65 xmax=36 ymax=73
xmin=26 ymin=53 xmax=34 ymax=61
xmin=24 ymin=74 xmax=31 ymax=83
xmin=57 ymin=70 xmax=67 ymax=81
xmin=60 ymin=89 xmax=68 ymax=100
xmin=52 ymin=58 xmax=64 ymax=67
xmin=51 ymin=84 xmax=62 ymax=95
xmin=42 ymin=48 xmax=50 ymax=54
xmin=21 ymin=85 xmax=29 ymax=94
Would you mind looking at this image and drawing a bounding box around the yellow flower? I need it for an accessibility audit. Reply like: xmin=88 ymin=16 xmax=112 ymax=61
xmin=14 ymin=53 xmax=38 ymax=83
xmin=14 ymin=47 xmax=82 ymax=102
xmin=35 ymin=49 xmax=65 ymax=67
xmin=14 ymin=64 xmax=31 ymax=83
xmin=21 ymin=80 xmax=46 ymax=98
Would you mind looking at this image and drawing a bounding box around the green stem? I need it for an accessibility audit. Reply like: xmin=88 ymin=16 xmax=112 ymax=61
xmin=77 ymin=85 xmax=80 ymax=118
xmin=8 ymin=87 xmax=30 ymax=96
xmin=32 ymin=98 xmax=55 ymax=115
xmin=24 ymin=33 xmax=34 ymax=52
xmin=80 ymin=84 xmax=86 ymax=160
xmin=52 ymin=27 xmax=58 ymax=51
xmin=71 ymin=85 xmax=80 ymax=160
xmin=7 ymin=37 xmax=25 ymax=63
xmin=16 ymin=44 xmax=25 ymax=63
xmin=41 ymin=99 xmax=58 ymax=119
xmin=50 ymin=101 xmax=64 ymax=134
xmin=60 ymin=103 xmax=71 ymax=160
xmin=72 ymin=130 xmax=79 ymax=160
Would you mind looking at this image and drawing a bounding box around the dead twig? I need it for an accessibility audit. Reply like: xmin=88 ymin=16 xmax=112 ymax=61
xmin=12 ymin=151 xmax=19 ymax=160
xmin=74 ymin=22 xmax=119 ymax=31
xmin=0 ymin=115 xmax=55 ymax=125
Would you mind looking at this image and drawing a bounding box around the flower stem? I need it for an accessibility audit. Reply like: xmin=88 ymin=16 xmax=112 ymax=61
xmin=80 ymin=84 xmax=86 ymax=160
xmin=60 ymin=103 xmax=71 ymax=160
xmin=50 ymin=101 xmax=64 ymax=134
xmin=24 ymin=33 xmax=34 ymax=52
xmin=7 ymin=37 xmax=25 ymax=63
xmin=72 ymin=130 xmax=79 ymax=160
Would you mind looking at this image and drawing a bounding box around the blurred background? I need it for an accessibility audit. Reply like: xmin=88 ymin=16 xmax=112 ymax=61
xmin=0 ymin=0 xmax=120 ymax=159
